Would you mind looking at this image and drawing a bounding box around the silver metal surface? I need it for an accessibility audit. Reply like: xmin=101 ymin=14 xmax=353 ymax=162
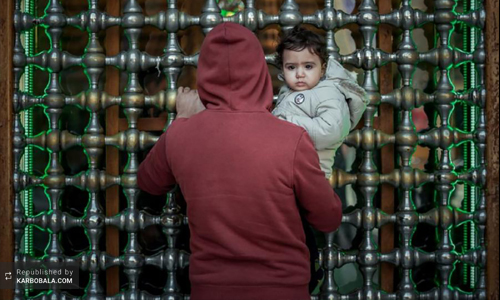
xmin=12 ymin=0 xmax=487 ymax=299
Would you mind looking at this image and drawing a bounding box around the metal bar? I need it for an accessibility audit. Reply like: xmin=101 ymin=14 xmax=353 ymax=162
xmin=119 ymin=117 xmax=169 ymax=132
xmin=21 ymin=0 xmax=35 ymax=262
xmin=4 ymin=0 xmax=495 ymax=298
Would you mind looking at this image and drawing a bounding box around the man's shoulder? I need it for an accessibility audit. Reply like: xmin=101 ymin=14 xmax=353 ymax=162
xmin=163 ymin=117 xmax=189 ymax=140
xmin=268 ymin=115 xmax=308 ymax=139
xmin=168 ymin=111 xmax=305 ymax=135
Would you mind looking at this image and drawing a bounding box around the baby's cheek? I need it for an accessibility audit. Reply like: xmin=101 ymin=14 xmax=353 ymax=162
xmin=283 ymin=74 xmax=294 ymax=86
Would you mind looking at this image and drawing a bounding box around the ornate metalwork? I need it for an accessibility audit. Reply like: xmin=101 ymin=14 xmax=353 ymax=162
xmin=12 ymin=0 xmax=487 ymax=299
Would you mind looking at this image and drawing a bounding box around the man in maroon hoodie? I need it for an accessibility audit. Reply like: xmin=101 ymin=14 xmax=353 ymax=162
xmin=137 ymin=23 xmax=342 ymax=300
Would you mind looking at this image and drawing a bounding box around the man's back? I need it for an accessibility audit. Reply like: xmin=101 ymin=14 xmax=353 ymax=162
xmin=167 ymin=110 xmax=317 ymax=299
xmin=138 ymin=23 xmax=342 ymax=300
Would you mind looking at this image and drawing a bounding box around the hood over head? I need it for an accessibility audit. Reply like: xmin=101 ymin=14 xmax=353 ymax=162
xmin=197 ymin=23 xmax=274 ymax=112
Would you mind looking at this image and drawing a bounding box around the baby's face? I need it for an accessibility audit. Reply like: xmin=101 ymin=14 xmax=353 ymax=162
xmin=282 ymin=48 xmax=324 ymax=92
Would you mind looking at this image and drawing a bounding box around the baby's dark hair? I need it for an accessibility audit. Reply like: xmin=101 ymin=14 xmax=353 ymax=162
xmin=275 ymin=26 xmax=328 ymax=69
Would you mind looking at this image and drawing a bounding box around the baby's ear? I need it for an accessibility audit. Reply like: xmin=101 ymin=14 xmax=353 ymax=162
xmin=322 ymin=63 xmax=327 ymax=76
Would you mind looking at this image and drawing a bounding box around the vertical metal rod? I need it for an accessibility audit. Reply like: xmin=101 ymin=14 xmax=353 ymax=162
xmin=21 ymin=0 xmax=34 ymax=261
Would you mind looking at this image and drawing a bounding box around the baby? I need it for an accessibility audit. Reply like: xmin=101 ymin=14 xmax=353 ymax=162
xmin=273 ymin=26 xmax=369 ymax=179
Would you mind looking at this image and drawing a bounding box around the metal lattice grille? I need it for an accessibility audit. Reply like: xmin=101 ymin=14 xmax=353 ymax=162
xmin=11 ymin=0 xmax=487 ymax=299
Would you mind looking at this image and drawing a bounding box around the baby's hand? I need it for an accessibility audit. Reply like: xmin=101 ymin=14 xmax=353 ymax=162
xmin=176 ymin=86 xmax=205 ymax=118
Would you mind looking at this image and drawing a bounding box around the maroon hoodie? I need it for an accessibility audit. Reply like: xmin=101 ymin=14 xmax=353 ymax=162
xmin=137 ymin=23 xmax=342 ymax=300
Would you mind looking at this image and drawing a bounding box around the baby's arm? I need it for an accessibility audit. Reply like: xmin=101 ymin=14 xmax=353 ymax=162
xmin=280 ymin=97 xmax=351 ymax=151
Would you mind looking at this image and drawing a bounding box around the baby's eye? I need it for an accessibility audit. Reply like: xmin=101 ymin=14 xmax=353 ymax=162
xmin=305 ymin=64 xmax=314 ymax=70
xmin=286 ymin=65 xmax=295 ymax=70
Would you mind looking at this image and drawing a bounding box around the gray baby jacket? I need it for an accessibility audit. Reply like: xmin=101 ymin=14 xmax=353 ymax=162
xmin=272 ymin=58 xmax=369 ymax=178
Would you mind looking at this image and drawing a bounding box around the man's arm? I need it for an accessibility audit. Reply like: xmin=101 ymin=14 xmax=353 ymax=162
xmin=293 ymin=132 xmax=343 ymax=232
xmin=138 ymin=86 xmax=205 ymax=194
xmin=137 ymin=132 xmax=176 ymax=195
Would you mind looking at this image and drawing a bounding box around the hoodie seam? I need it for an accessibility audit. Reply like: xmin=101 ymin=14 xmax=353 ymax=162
xmin=164 ymin=121 xmax=179 ymax=175
xmin=224 ymin=26 xmax=234 ymax=111
xmin=291 ymin=131 xmax=306 ymax=190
